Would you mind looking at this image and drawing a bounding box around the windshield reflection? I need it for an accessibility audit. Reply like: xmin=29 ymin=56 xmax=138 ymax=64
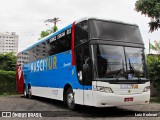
xmin=96 ymin=45 xmax=145 ymax=79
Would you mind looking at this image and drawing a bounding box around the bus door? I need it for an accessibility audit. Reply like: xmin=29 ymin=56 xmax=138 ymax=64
xmin=75 ymin=46 xmax=93 ymax=105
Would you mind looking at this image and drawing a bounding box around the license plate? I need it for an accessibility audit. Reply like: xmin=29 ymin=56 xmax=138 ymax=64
xmin=124 ymin=97 xmax=133 ymax=102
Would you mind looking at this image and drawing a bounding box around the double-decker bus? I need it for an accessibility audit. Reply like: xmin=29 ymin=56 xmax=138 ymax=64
xmin=16 ymin=17 xmax=150 ymax=110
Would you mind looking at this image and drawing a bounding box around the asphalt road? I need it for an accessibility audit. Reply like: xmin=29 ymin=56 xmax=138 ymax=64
xmin=0 ymin=95 xmax=160 ymax=120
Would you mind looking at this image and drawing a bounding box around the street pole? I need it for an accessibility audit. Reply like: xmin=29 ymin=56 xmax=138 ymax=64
xmin=44 ymin=17 xmax=60 ymax=32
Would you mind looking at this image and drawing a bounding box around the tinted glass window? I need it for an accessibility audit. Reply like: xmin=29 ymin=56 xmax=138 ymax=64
xmin=125 ymin=47 xmax=145 ymax=77
xmin=96 ymin=45 xmax=146 ymax=79
xmin=89 ymin=20 xmax=143 ymax=44
xmin=75 ymin=20 xmax=88 ymax=46
xmin=49 ymin=30 xmax=71 ymax=55
xmin=17 ymin=52 xmax=30 ymax=65
xmin=97 ymin=45 xmax=125 ymax=78
xmin=28 ymin=41 xmax=50 ymax=62
xmin=18 ymin=28 xmax=72 ymax=64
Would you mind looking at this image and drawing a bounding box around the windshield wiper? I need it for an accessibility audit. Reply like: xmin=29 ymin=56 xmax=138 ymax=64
xmin=128 ymin=58 xmax=134 ymax=73
xmin=128 ymin=58 xmax=141 ymax=80
xmin=116 ymin=60 xmax=125 ymax=80
xmin=116 ymin=69 xmax=123 ymax=80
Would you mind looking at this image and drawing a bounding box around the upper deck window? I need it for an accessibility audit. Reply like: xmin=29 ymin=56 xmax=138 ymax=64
xmin=75 ymin=20 xmax=88 ymax=47
xmin=89 ymin=19 xmax=143 ymax=44
xmin=18 ymin=28 xmax=72 ymax=63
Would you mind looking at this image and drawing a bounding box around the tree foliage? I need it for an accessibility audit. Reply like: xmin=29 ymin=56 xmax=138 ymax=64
xmin=149 ymin=41 xmax=160 ymax=54
xmin=135 ymin=0 xmax=160 ymax=32
xmin=39 ymin=25 xmax=58 ymax=39
xmin=53 ymin=25 xmax=58 ymax=32
xmin=0 ymin=52 xmax=16 ymax=71
xmin=40 ymin=30 xmax=50 ymax=38
xmin=0 ymin=53 xmax=16 ymax=94
xmin=147 ymin=55 xmax=160 ymax=96
xmin=0 ymin=70 xmax=16 ymax=94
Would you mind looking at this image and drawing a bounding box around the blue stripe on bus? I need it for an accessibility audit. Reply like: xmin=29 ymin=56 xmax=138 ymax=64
xmin=23 ymin=50 xmax=92 ymax=90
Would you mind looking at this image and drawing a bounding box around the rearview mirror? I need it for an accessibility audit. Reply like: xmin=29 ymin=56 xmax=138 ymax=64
xmin=82 ymin=57 xmax=92 ymax=85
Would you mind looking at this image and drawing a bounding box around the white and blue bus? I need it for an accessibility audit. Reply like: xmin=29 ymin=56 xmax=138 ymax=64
xmin=16 ymin=17 xmax=150 ymax=110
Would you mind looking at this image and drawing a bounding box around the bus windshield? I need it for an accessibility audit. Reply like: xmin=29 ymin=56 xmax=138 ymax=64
xmin=96 ymin=45 xmax=146 ymax=79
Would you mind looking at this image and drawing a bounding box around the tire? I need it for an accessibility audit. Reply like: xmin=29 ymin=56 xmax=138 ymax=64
xmin=28 ymin=86 xmax=32 ymax=99
xmin=23 ymin=85 xmax=28 ymax=98
xmin=66 ymin=87 xmax=76 ymax=110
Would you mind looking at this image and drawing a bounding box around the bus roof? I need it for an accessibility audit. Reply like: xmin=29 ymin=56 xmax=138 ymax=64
xmin=76 ymin=17 xmax=138 ymax=27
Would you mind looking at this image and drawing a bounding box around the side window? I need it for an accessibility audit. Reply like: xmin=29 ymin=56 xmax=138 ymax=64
xmin=22 ymin=28 xmax=71 ymax=63
xmin=75 ymin=20 xmax=88 ymax=46
xmin=49 ymin=40 xmax=60 ymax=55
xmin=49 ymin=29 xmax=71 ymax=55
xmin=59 ymin=31 xmax=71 ymax=52
xmin=28 ymin=41 xmax=49 ymax=62
xmin=17 ymin=51 xmax=30 ymax=65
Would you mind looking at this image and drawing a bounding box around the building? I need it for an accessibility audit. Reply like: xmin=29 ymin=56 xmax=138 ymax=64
xmin=0 ymin=32 xmax=18 ymax=55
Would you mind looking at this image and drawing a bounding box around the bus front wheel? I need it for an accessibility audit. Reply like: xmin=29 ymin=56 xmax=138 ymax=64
xmin=66 ymin=87 xmax=76 ymax=110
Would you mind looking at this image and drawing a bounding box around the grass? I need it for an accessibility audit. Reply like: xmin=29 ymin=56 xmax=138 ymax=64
xmin=150 ymin=97 xmax=160 ymax=103
xmin=0 ymin=92 xmax=18 ymax=97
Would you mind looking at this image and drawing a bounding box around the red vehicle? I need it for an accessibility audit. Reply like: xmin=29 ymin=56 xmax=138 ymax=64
xmin=16 ymin=53 xmax=24 ymax=94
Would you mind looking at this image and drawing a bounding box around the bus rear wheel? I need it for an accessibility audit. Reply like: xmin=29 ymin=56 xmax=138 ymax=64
xmin=28 ymin=86 xmax=32 ymax=99
xmin=66 ymin=87 xmax=76 ymax=110
xmin=23 ymin=85 xmax=28 ymax=98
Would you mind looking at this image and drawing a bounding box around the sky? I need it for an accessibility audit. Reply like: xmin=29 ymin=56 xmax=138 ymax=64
xmin=0 ymin=0 xmax=159 ymax=53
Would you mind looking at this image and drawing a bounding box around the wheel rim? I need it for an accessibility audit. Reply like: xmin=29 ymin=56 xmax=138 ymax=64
xmin=67 ymin=93 xmax=74 ymax=107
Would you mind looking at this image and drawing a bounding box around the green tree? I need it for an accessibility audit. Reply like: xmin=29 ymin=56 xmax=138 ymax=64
xmin=0 ymin=52 xmax=16 ymax=71
xmin=39 ymin=26 xmax=58 ymax=39
xmin=53 ymin=25 xmax=58 ymax=32
xmin=149 ymin=41 xmax=160 ymax=54
xmin=40 ymin=30 xmax=50 ymax=38
xmin=135 ymin=0 xmax=160 ymax=32
xmin=40 ymin=17 xmax=60 ymax=39
xmin=147 ymin=55 xmax=160 ymax=96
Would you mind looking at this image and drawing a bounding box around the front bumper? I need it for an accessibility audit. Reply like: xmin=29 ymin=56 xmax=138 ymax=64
xmin=93 ymin=91 xmax=150 ymax=107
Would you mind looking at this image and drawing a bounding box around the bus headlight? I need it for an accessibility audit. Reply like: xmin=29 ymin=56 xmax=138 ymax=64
xmin=93 ymin=86 xmax=113 ymax=93
xmin=143 ymin=86 xmax=150 ymax=92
